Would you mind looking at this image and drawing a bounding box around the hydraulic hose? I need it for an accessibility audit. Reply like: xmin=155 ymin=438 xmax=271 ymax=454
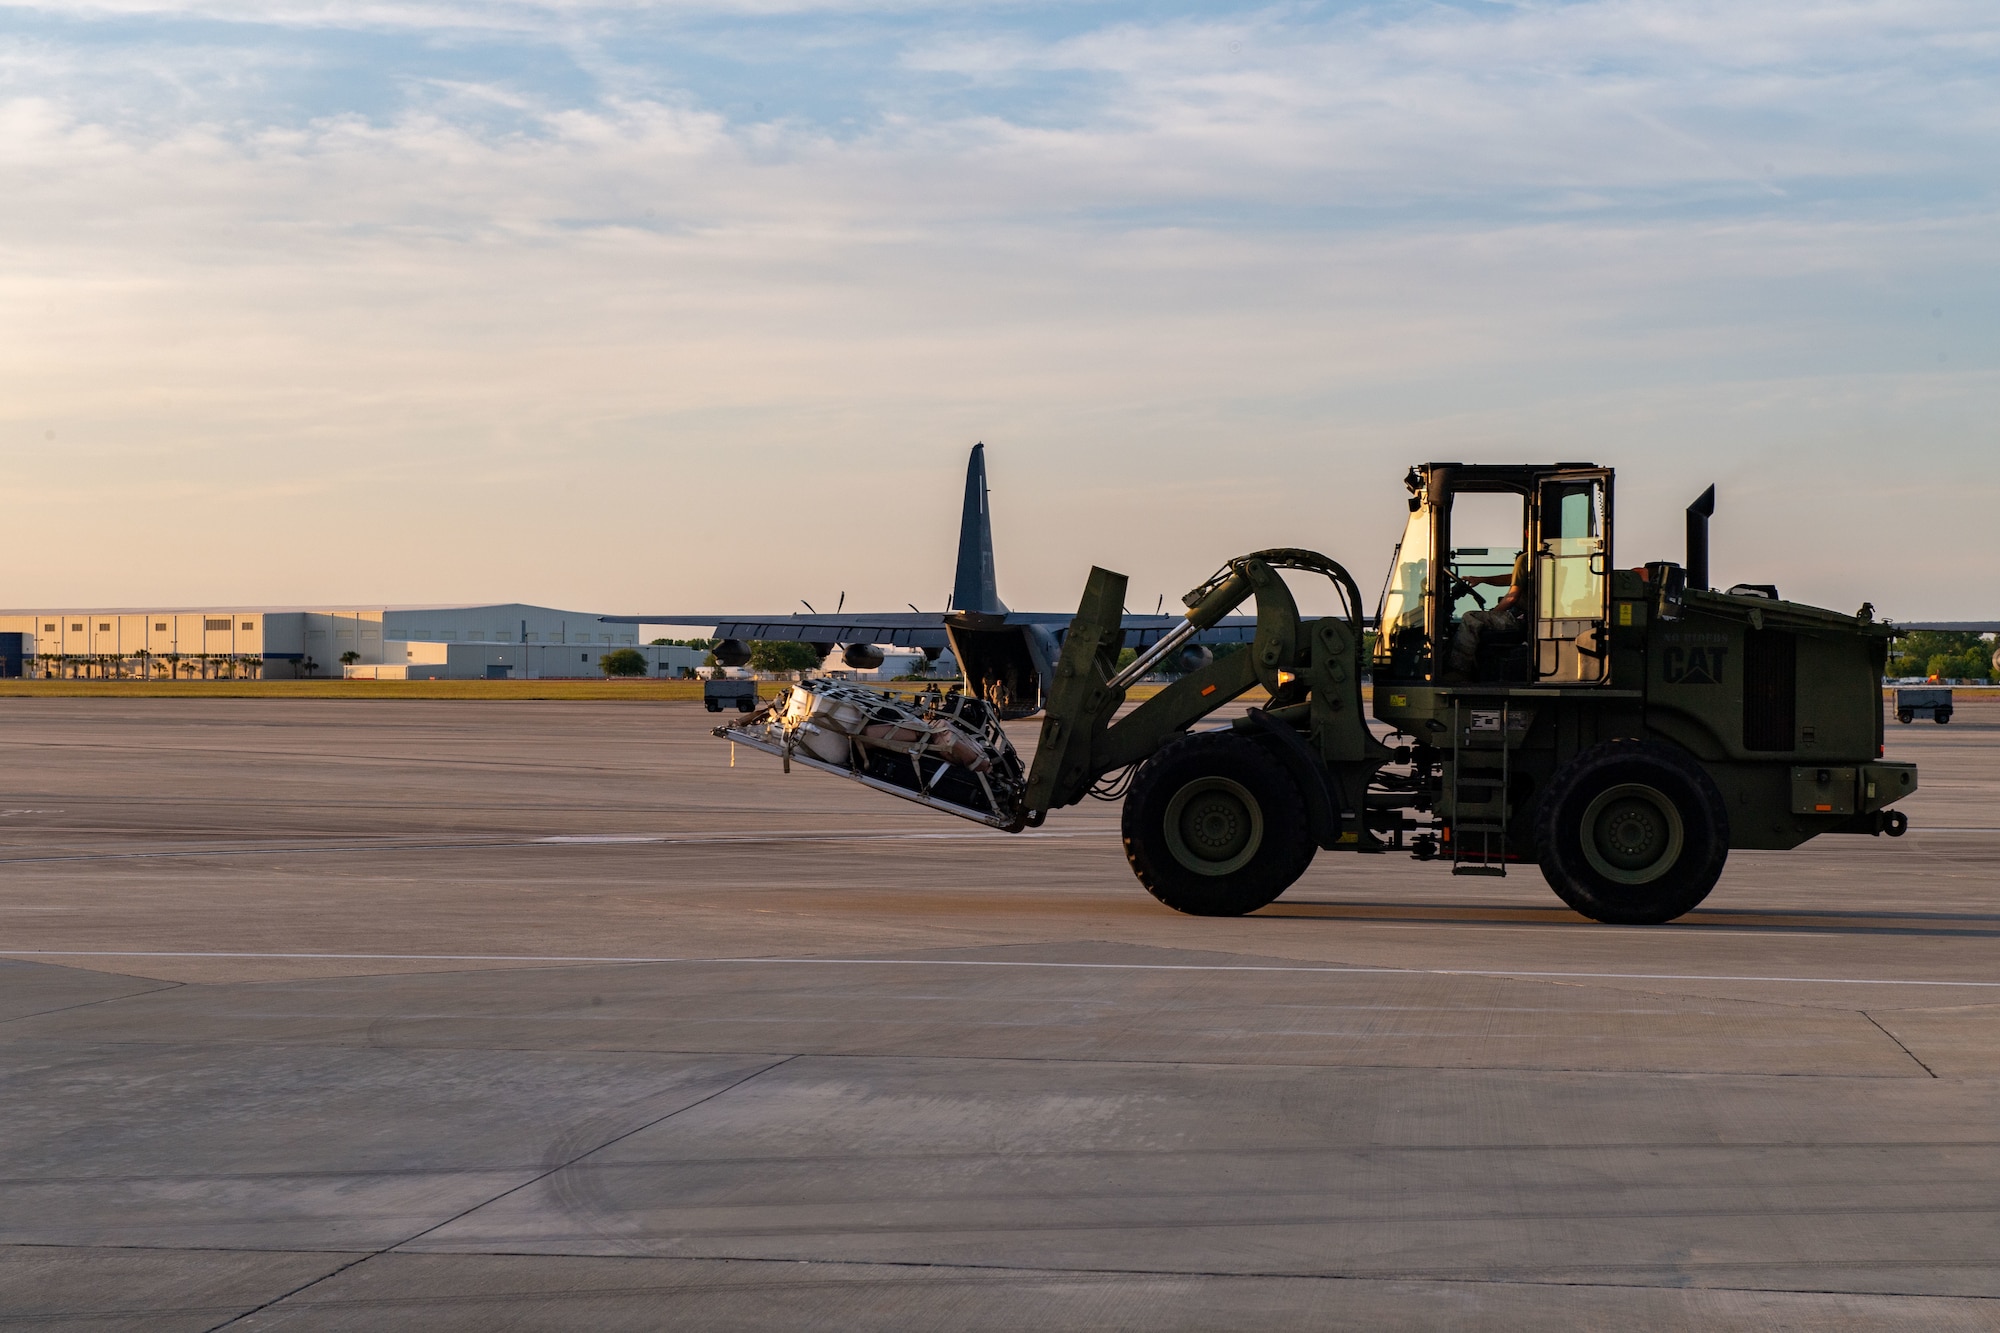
xmin=1104 ymin=549 xmax=1363 ymax=693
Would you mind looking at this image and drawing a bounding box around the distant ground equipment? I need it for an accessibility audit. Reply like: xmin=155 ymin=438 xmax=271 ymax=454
xmin=704 ymin=678 xmax=760 ymax=713
xmin=1895 ymin=687 xmax=1952 ymax=725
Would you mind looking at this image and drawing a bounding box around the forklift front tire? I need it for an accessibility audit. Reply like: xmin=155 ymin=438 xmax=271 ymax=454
xmin=1121 ymin=732 xmax=1314 ymax=917
xmin=1535 ymin=740 xmax=1729 ymax=925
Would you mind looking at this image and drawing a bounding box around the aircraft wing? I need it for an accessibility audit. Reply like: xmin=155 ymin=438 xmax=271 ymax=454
xmin=608 ymin=612 xmax=955 ymax=649
xmin=605 ymin=445 xmax=1371 ymax=656
xmin=1893 ymin=621 xmax=2000 ymax=633
xmin=600 ymin=610 xmax=1270 ymax=648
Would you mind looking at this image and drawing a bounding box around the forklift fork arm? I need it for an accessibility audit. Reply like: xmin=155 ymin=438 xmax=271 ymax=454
xmin=1021 ymin=556 xmax=1312 ymax=821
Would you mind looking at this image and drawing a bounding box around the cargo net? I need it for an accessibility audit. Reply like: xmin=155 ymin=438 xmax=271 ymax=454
xmin=714 ymin=679 xmax=1027 ymax=829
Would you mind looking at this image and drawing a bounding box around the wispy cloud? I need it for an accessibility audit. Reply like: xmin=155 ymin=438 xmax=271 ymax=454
xmin=0 ymin=0 xmax=1994 ymax=612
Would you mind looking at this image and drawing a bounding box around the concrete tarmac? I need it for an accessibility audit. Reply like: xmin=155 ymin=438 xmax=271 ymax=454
xmin=1 ymin=698 xmax=1996 ymax=1329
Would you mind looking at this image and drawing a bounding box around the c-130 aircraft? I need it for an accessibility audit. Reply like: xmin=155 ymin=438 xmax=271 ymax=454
xmin=600 ymin=444 xmax=1260 ymax=718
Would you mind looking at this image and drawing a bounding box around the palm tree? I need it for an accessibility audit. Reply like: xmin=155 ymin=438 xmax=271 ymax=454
xmin=339 ymin=650 xmax=361 ymax=673
xmin=133 ymin=649 xmax=152 ymax=681
xmin=299 ymin=655 xmax=319 ymax=679
xmin=241 ymin=656 xmax=263 ymax=681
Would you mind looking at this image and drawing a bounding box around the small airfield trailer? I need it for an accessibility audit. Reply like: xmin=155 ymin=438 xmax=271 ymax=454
xmin=703 ymin=678 xmax=759 ymax=714
xmin=1894 ymin=687 xmax=1952 ymax=725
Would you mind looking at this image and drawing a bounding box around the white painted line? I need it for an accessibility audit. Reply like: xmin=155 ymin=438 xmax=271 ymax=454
xmin=4 ymin=950 xmax=1998 ymax=988
xmin=1269 ymin=921 xmax=2000 ymax=943
xmin=652 ymin=830 xmax=1107 ymax=841
xmin=0 ymin=826 xmax=1113 ymax=866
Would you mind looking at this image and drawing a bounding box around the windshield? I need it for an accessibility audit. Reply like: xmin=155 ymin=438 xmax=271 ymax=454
xmin=1375 ymin=505 xmax=1432 ymax=672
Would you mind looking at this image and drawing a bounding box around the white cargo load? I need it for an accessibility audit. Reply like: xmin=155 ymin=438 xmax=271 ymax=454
xmin=715 ymin=680 xmax=1026 ymax=828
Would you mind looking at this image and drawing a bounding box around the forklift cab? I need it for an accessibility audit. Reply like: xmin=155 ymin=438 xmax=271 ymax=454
xmin=1374 ymin=463 xmax=1613 ymax=687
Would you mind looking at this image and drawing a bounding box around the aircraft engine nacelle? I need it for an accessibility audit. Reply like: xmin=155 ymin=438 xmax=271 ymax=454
xmin=1178 ymin=644 xmax=1214 ymax=675
xmin=712 ymin=638 xmax=752 ymax=668
xmin=842 ymin=642 xmax=885 ymax=670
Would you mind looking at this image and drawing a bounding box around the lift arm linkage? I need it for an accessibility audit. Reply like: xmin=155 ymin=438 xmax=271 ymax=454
xmin=1019 ymin=551 xmax=1387 ymax=828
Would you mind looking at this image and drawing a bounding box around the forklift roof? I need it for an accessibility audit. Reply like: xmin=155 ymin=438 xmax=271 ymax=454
xmin=1411 ymin=462 xmax=1606 ymax=493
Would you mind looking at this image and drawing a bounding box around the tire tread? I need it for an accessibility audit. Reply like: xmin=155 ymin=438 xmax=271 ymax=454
xmin=1122 ymin=731 xmax=1314 ymax=916
xmin=1535 ymin=739 xmax=1729 ymax=925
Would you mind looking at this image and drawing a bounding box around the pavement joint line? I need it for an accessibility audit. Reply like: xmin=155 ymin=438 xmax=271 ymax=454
xmin=203 ymin=1055 xmax=799 ymax=1331
xmin=0 ymin=980 xmax=185 ymax=1027
xmin=14 ymin=1240 xmax=2000 ymax=1302
xmin=1861 ymin=1011 xmax=1940 ymax=1078
xmin=0 ymin=1041 xmax=1958 ymax=1079
xmin=7 ymin=950 xmax=2000 ymax=988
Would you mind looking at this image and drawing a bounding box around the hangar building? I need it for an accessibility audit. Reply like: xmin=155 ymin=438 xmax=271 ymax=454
xmin=0 ymin=604 xmax=701 ymax=680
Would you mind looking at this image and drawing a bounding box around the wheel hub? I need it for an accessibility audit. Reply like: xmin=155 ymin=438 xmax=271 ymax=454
xmin=1579 ymin=783 xmax=1685 ymax=886
xmin=1163 ymin=776 xmax=1264 ymax=877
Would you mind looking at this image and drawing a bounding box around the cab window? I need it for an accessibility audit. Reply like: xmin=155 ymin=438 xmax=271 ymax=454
xmin=1374 ymin=504 xmax=1432 ymax=678
xmin=1534 ymin=475 xmax=1611 ymax=682
xmin=1444 ymin=491 xmax=1526 ymax=627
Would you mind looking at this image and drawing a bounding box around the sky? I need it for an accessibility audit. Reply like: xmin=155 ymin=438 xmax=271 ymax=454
xmin=1 ymin=0 xmax=1995 ymax=620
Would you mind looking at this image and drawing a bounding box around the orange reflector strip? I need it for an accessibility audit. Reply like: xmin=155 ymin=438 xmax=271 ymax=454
xmin=1815 ymin=803 xmax=1832 ymax=812
xmin=1200 ymin=684 xmax=1217 ymax=696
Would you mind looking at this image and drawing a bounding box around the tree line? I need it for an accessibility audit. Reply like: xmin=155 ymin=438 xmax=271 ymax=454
xmin=1888 ymin=630 xmax=1996 ymax=681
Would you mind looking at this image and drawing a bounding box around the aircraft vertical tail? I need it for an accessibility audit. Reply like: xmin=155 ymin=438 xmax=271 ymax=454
xmin=951 ymin=443 xmax=1006 ymax=615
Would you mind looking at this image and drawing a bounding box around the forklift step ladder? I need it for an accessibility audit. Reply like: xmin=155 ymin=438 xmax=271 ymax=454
xmin=1450 ymin=698 xmax=1509 ymax=877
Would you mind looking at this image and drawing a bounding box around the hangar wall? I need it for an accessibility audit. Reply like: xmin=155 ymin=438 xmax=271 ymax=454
xmin=349 ymin=641 xmax=705 ymax=680
xmin=0 ymin=603 xmax=651 ymax=679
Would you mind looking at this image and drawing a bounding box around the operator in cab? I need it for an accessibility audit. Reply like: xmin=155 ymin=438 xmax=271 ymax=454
xmin=1444 ymin=551 xmax=1532 ymax=683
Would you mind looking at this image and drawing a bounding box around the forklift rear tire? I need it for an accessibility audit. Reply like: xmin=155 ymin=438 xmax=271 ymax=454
xmin=1935 ymin=710 xmax=1952 ymax=725
xmin=1535 ymin=740 xmax=1729 ymax=925
xmin=1897 ymin=711 xmax=1913 ymax=724
xmin=1122 ymin=731 xmax=1314 ymax=916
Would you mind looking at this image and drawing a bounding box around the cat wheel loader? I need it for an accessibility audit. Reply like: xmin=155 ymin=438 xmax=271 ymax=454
xmin=721 ymin=462 xmax=1918 ymax=925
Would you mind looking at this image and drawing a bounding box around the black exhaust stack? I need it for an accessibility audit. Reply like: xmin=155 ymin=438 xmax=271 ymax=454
xmin=1685 ymin=485 xmax=1716 ymax=592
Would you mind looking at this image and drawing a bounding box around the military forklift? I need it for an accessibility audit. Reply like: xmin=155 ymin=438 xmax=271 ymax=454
xmin=949 ymin=462 xmax=1917 ymax=925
